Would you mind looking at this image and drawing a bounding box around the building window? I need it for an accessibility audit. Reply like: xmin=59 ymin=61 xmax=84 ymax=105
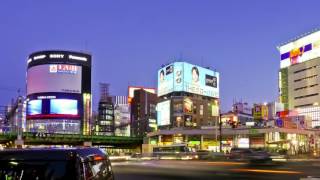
xmin=294 ymin=93 xmax=319 ymax=100
xmin=294 ymin=74 xmax=318 ymax=82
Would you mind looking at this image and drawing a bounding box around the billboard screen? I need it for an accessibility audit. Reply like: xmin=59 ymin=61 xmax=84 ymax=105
xmin=279 ymin=30 xmax=320 ymax=69
xmin=50 ymin=99 xmax=78 ymax=115
xmin=27 ymin=64 xmax=82 ymax=95
xmin=27 ymin=100 xmax=42 ymax=115
xmin=158 ymin=62 xmax=219 ymax=98
xmin=157 ymin=100 xmax=171 ymax=126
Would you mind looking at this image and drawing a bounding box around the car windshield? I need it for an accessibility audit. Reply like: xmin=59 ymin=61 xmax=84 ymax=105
xmin=0 ymin=160 xmax=77 ymax=180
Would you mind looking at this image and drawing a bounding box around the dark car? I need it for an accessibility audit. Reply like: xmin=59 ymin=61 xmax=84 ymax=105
xmin=228 ymin=148 xmax=271 ymax=163
xmin=0 ymin=147 xmax=114 ymax=180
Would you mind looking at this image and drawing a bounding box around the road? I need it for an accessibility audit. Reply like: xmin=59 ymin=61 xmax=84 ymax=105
xmin=112 ymin=160 xmax=320 ymax=180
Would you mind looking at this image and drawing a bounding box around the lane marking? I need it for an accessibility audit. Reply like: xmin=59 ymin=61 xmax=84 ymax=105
xmin=231 ymin=168 xmax=303 ymax=174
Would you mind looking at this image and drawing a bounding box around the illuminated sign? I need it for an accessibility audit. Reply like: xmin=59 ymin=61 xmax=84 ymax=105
xmin=33 ymin=55 xmax=46 ymax=60
xmin=37 ymin=96 xmax=56 ymax=99
xmin=49 ymin=64 xmax=78 ymax=74
xmin=157 ymin=100 xmax=171 ymax=126
xmin=29 ymin=53 xmax=88 ymax=62
xmin=69 ymin=55 xmax=87 ymax=61
xmin=238 ymin=138 xmax=249 ymax=148
xmin=49 ymin=54 xmax=64 ymax=58
xmin=279 ymin=30 xmax=320 ymax=68
xmin=183 ymin=98 xmax=193 ymax=113
xmin=158 ymin=62 xmax=219 ymax=98
xmin=27 ymin=58 xmax=32 ymax=64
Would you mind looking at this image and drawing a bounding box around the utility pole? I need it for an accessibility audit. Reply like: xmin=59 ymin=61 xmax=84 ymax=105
xmin=219 ymin=112 xmax=222 ymax=152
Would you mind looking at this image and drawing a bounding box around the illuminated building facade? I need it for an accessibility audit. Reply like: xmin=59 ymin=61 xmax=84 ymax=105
xmin=279 ymin=30 xmax=320 ymax=127
xmin=26 ymin=50 xmax=92 ymax=134
xmin=157 ymin=62 xmax=220 ymax=129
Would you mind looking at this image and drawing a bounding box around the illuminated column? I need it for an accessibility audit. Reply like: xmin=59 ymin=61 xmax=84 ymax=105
xmin=83 ymin=93 xmax=92 ymax=135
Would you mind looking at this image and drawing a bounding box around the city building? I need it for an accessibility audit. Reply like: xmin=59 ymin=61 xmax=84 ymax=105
xmin=131 ymin=88 xmax=157 ymax=137
xmin=95 ymin=83 xmax=114 ymax=136
xmin=113 ymin=96 xmax=130 ymax=137
xmin=221 ymin=101 xmax=253 ymax=128
xmin=144 ymin=61 xmax=220 ymax=152
xmin=26 ymin=50 xmax=92 ymax=134
xmin=221 ymin=112 xmax=253 ymax=128
xmin=279 ymin=30 xmax=320 ymax=127
xmin=157 ymin=62 xmax=220 ymax=129
xmin=232 ymin=101 xmax=252 ymax=115
xmin=4 ymin=96 xmax=26 ymax=133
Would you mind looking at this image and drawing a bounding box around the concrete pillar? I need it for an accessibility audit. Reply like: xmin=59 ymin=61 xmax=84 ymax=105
xmin=184 ymin=135 xmax=189 ymax=144
xmin=200 ymin=135 xmax=204 ymax=150
xmin=158 ymin=135 xmax=162 ymax=145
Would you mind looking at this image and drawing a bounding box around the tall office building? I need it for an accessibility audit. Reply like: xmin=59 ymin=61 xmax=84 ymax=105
xmin=96 ymin=83 xmax=114 ymax=135
xmin=131 ymin=89 xmax=157 ymax=137
xmin=279 ymin=30 xmax=320 ymax=127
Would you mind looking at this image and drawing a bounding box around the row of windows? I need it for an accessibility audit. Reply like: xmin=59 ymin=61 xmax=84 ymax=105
xmin=294 ymin=104 xmax=314 ymax=108
xmin=294 ymin=74 xmax=318 ymax=82
xmin=294 ymin=84 xmax=318 ymax=91
xmin=294 ymin=93 xmax=319 ymax=100
xmin=293 ymin=65 xmax=318 ymax=74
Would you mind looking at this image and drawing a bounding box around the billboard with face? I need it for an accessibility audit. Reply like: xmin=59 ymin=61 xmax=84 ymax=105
xmin=158 ymin=62 xmax=219 ymax=98
xmin=27 ymin=64 xmax=82 ymax=95
xmin=157 ymin=100 xmax=171 ymax=126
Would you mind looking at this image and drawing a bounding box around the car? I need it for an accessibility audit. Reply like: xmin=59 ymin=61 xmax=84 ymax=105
xmin=228 ymin=148 xmax=271 ymax=163
xmin=0 ymin=147 xmax=114 ymax=180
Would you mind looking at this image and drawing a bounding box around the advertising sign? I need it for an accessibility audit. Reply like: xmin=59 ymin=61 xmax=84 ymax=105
xmin=183 ymin=98 xmax=193 ymax=113
xmin=279 ymin=30 xmax=320 ymax=69
xmin=158 ymin=62 xmax=219 ymax=98
xmin=238 ymin=138 xmax=250 ymax=148
xmin=27 ymin=64 xmax=82 ymax=95
xmin=157 ymin=100 xmax=171 ymax=126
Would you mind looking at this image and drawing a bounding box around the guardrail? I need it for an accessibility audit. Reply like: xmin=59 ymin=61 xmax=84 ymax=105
xmin=0 ymin=132 xmax=143 ymax=147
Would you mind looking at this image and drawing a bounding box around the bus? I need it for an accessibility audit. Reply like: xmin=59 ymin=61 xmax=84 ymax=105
xmin=152 ymin=144 xmax=198 ymax=160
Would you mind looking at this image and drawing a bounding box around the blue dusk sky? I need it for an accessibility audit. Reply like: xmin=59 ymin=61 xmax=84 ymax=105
xmin=0 ymin=0 xmax=319 ymax=111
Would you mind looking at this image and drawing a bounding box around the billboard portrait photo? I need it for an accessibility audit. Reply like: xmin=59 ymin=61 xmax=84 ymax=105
xmin=157 ymin=62 xmax=219 ymax=98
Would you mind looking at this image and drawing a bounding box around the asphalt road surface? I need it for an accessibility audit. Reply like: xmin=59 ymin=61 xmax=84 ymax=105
xmin=112 ymin=160 xmax=320 ymax=180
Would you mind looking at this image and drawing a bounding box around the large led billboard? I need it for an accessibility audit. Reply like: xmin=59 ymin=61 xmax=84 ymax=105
xmin=27 ymin=100 xmax=42 ymax=115
xmin=27 ymin=64 xmax=82 ymax=95
xmin=279 ymin=30 xmax=320 ymax=69
xmin=158 ymin=62 xmax=219 ymax=98
xmin=50 ymin=99 xmax=78 ymax=115
xmin=157 ymin=100 xmax=171 ymax=126
xmin=26 ymin=97 xmax=80 ymax=119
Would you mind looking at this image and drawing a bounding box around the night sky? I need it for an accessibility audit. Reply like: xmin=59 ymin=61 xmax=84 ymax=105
xmin=0 ymin=0 xmax=319 ymax=111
